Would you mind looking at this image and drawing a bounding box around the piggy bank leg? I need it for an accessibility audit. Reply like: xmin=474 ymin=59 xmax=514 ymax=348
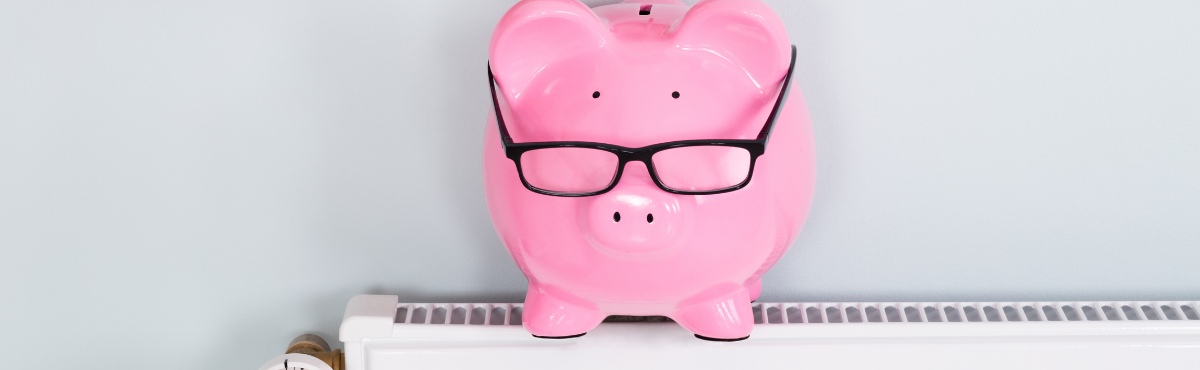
xmin=522 ymin=286 xmax=604 ymax=339
xmin=673 ymin=289 xmax=754 ymax=341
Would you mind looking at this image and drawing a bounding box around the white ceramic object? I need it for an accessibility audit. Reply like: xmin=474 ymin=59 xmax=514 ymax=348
xmin=337 ymin=295 xmax=1200 ymax=369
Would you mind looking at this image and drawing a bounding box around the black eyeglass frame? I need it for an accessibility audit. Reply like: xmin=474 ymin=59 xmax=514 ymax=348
xmin=489 ymin=46 xmax=797 ymax=197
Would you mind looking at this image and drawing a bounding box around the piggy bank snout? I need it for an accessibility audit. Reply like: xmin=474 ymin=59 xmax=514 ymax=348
xmin=582 ymin=183 xmax=690 ymax=255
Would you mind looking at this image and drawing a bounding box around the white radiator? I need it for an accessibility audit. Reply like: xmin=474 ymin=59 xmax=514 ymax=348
xmin=338 ymin=295 xmax=1200 ymax=369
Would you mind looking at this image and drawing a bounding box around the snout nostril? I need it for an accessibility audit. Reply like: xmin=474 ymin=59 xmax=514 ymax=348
xmin=613 ymin=212 xmax=621 ymax=223
xmin=646 ymin=213 xmax=654 ymax=223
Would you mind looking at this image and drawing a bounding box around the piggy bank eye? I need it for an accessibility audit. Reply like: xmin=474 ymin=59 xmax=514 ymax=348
xmin=671 ymin=91 xmax=680 ymax=99
xmin=592 ymin=91 xmax=601 ymax=99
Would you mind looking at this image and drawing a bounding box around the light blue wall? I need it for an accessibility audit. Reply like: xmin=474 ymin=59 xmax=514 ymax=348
xmin=1 ymin=1 xmax=1197 ymax=369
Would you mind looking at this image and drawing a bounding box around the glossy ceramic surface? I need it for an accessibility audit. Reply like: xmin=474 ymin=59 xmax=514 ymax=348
xmin=483 ymin=0 xmax=814 ymax=340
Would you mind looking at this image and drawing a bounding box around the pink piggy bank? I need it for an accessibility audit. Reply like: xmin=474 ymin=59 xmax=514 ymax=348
xmin=484 ymin=0 xmax=813 ymax=341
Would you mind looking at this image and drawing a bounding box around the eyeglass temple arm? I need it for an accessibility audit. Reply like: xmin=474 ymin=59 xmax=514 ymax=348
xmin=756 ymin=45 xmax=798 ymax=144
xmin=487 ymin=63 xmax=514 ymax=149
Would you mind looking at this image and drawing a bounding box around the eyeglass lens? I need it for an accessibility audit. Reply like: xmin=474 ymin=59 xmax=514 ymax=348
xmin=520 ymin=147 xmax=620 ymax=193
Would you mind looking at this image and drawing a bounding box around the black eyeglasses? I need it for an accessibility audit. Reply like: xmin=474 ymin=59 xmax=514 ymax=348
xmin=489 ymin=46 xmax=797 ymax=197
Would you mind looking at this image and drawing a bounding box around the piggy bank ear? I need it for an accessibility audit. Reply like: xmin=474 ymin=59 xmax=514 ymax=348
xmin=673 ymin=0 xmax=791 ymax=90
xmin=489 ymin=0 xmax=610 ymax=97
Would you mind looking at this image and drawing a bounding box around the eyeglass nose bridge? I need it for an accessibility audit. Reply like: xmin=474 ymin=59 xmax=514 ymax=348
xmin=610 ymin=153 xmax=661 ymax=187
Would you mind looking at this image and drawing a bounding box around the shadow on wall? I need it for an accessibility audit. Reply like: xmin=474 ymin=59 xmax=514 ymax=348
xmin=307 ymin=0 xmax=529 ymax=305
xmin=200 ymin=2 xmax=533 ymax=370
xmin=427 ymin=1 xmax=526 ymax=303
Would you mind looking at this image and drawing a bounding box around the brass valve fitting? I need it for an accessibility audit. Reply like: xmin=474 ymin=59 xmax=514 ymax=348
xmin=286 ymin=334 xmax=344 ymax=370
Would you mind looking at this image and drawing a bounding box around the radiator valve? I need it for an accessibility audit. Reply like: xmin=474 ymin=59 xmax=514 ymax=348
xmin=259 ymin=334 xmax=343 ymax=370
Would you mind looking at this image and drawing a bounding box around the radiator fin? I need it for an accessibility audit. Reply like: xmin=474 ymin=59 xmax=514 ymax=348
xmin=392 ymin=302 xmax=1200 ymax=325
